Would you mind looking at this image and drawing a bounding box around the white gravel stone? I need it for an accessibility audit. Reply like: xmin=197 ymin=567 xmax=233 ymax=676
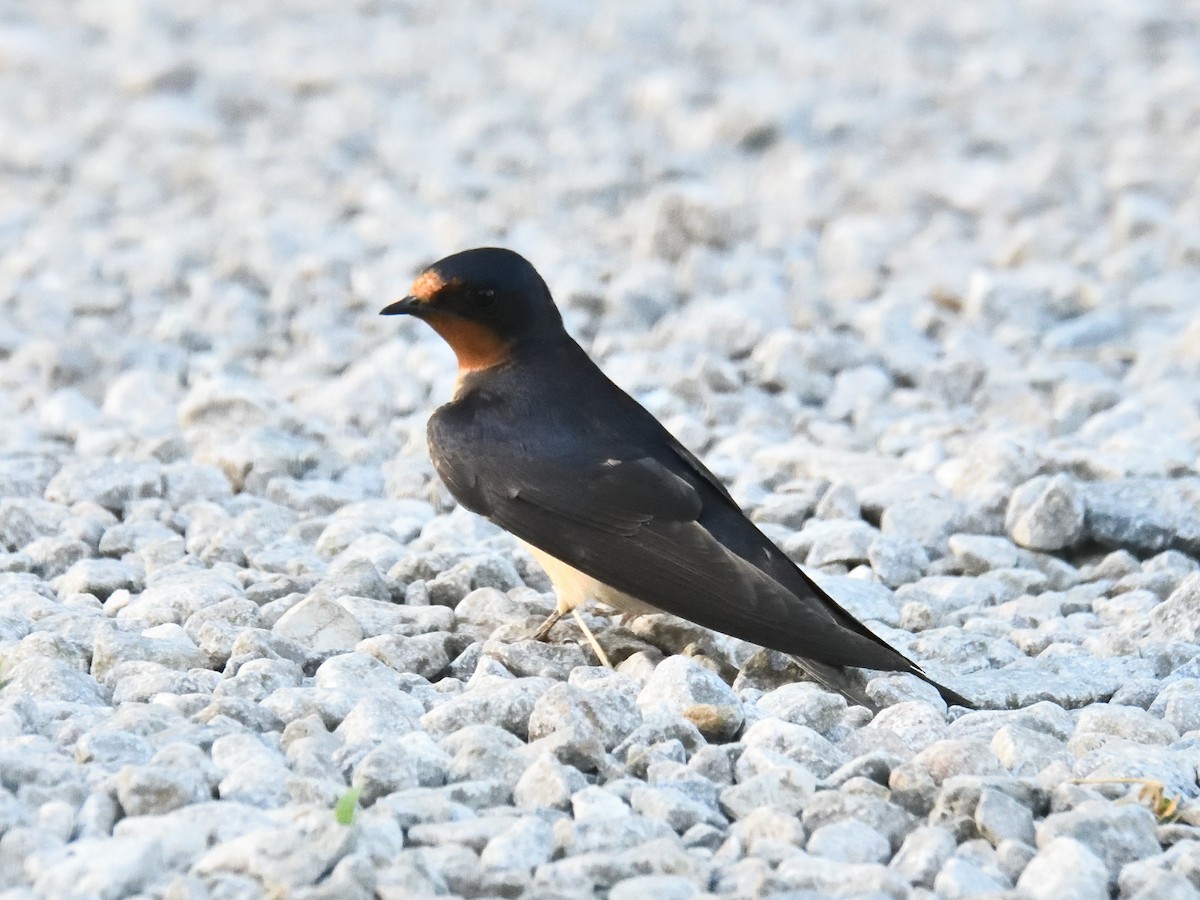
xmin=5 ymin=657 xmax=109 ymax=706
xmin=868 ymin=534 xmax=931 ymax=588
xmin=609 ymin=874 xmax=699 ymax=900
xmin=55 ymin=557 xmax=142 ymax=600
xmin=1017 ymin=837 xmax=1109 ymax=900
xmin=192 ymin=814 xmax=356 ymax=893
xmin=973 ymin=787 xmax=1035 ymax=847
xmin=629 ymin=783 xmax=723 ymax=833
xmin=528 ymin=681 xmax=643 ymax=768
xmin=513 ymin=754 xmax=586 ymax=811
xmin=1149 ymin=679 xmax=1200 ymax=734
xmin=638 ymin=655 xmax=744 ymax=741
xmin=44 ymin=459 xmax=164 ymax=514
xmin=1036 ymin=802 xmax=1161 ymax=886
xmin=889 ymin=824 xmax=957 ymax=887
xmin=755 ymin=682 xmax=847 ymax=735
xmin=32 ymin=835 xmax=164 ymax=900
xmin=933 ymin=855 xmax=1010 ymax=898
xmin=1083 ymin=479 xmax=1200 ymax=557
xmin=272 ymin=594 xmax=364 ymax=651
xmin=4 ymin=2 xmax=1200 ymax=896
xmin=699 ymin=742 xmax=767 ymax=795
xmin=478 ymin=815 xmax=556 ymax=871
xmin=115 ymin=752 xmax=215 ymax=817
xmin=807 ymin=818 xmax=891 ymax=864
xmin=421 ymin=676 xmax=555 ymax=740
xmin=774 ymin=852 xmax=909 ymax=897
xmin=1147 ymin=572 xmax=1200 ymax=643
xmin=1006 ymin=474 xmax=1086 ymax=551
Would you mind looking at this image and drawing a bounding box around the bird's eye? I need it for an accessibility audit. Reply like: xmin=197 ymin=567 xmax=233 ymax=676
xmin=475 ymin=288 xmax=496 ymax=307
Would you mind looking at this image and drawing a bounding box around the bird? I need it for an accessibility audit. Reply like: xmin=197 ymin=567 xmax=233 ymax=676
xmin=381 ymin=247 xmax=974 ymax=710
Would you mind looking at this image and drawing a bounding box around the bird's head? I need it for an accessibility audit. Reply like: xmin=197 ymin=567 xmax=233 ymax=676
xmin=381 ymin=247 xmax=563 ymax=374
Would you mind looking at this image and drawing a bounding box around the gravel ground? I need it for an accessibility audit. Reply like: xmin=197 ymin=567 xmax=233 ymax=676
xmin=3 ymin=1 xmax=1200 ymax=897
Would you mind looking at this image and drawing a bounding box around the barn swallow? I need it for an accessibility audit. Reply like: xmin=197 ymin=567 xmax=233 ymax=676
xmin=382 ymin=247 xmax=973 ymax=709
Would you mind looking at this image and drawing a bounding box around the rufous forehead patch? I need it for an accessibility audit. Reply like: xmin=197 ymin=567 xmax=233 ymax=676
xmin=409 ymin=269 xmax=449 ymax=302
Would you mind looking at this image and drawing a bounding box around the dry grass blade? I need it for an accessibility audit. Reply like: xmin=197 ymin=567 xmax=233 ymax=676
xmin=1069 ymin=778 xmax=1183 ymax=824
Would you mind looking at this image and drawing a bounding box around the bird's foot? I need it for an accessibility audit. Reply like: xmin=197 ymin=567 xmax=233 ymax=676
xmin=530 ymin=609 xmax=564 ymax=642
xmin=530 ymin=606 xmax=612 ymax=668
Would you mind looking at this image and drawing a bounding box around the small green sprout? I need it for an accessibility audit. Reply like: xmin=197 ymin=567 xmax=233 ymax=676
xmin=335 ymin=786 xmax=362 ymax=825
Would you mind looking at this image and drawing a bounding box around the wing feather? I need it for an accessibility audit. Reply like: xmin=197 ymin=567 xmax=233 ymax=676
xmin=440 ymin=444 xmax=906 ymax=669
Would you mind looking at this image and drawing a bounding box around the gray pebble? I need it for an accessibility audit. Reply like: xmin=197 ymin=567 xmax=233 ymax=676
xmin=719 ymin=766 xmax=815 ymax=821
xmin=123 ymin=569 xmax=245 ymax=626
xmin=1083 ymin=478 xmax=1200 ymax=557
xmin=1149 ymin=679 xmax=1200 ymax=734
xmin=5 ymin=657 xmax=109 ymax=705
xmin=802 ymin=790 xmax=917 ymax=853
xmin=889 ymin=824 xmax=956 ymax=887
xmin=352 ymin=735 xmax=449 ymax=804
xmin=54 ymin=558 xmax=142 ymax=601
xmin=527 ymin=681 xmax=642 ymax=769
xmin=272 ymin=595 xmax=364 ymax=651
xmin=881 ymin=496 xmax=974 ymax=556
xmin=947 ymin=533 xmax=1021 ymax=575
xmin=116 ymin=751 xmax=215 ymax=817
xmin=773 ymin=851 xmax=909 ymax=896
xmin=192 ymin=815 xmax=356 ymax=891
xmin=629 ymin=784 xmax=724 ymax=833
xmin=4 ymin=5 xmax=1200 ymax=899
xmin=1006 ymin=474 xmax=1085 ymax=551
xmin=1016 ymin=836 xmax=1109 ymax=899
xmin=1128 ymin=870 xmax=1200 ymax=900
xmin=868 ymin=534 xmax=931 ymax=588
xmin=798 ymin=520 xmax=878 ymax=568
xmin=740 ymin=719 xmax=845 ymax=778
xmin=755 ymin=681 xmax=847 ymax=735
xmin=44 ymin=458 xmax=163 ymax=514
xmin=32 ymin=835 xmax=163 ymax=900
xmin=1148 ymin=572 xmax=1200 ymax=643
xmin=358 ymin=632 xmax=452 ymax=680
xmin=1036 ymin=801 xmax=1160 ymax=885
xmin=483 ymin=638 xmax=591 ymax=679
xmin=335 ymin=689 xmax=425 ymax=749
xmin=807 ymin=818 xmax=891 ymax=864
xmin=559 ymin=814 xmax=676 ymax=856
xmin=637 ymin=655 xmax=744 ymax=741
xmin=479 ymin=815 xmax=556 ymax=871
xmin=609 ymin=873 xmax=699 ymax=900
xmin=974 ymin=787 xmax=1035 ymax=847
xmin=933 ymin=856 xmax=1010 ymax=898
xmin=421 ymin=676 xmax=555 ymax=740
xmin=443 ymin=724 xmax=528 ymax=788
xmin=25 ymin=536 xmax=91 ymax=579
xmin=513 ymin=753 xmax=586 ymax=811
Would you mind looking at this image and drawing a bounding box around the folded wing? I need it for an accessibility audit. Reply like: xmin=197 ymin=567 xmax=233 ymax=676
xmin=437 ymin=443 xmax=914 ymax=672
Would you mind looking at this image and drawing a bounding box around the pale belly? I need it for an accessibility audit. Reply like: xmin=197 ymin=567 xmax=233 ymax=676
xmin=518 ymin=540 xmax=661 ymax=617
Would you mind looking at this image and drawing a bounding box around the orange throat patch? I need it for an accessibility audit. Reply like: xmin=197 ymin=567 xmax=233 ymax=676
xmin=424 ymin=312 xmax=512 ymax=376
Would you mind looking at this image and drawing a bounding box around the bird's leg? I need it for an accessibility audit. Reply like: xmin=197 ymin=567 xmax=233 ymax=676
xmin=531 ymin=608 xmax=565 ymax=642
xmin=570 ymin=608 xmax=613 ymax=668
xmin=530 ymin=604 xmax=613 ymax=668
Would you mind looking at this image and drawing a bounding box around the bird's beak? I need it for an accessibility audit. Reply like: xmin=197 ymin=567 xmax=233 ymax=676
xmin=380 ymin=296 xmax=421 ymax=316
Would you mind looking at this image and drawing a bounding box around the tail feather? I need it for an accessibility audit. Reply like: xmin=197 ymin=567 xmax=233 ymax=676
xmin=924 ymin=675 xmax=976 ymax=710
xmin=791 ymin=656 xmax=976 ymax=711
xmin=790 ymin=657 xmax=878 ymax=711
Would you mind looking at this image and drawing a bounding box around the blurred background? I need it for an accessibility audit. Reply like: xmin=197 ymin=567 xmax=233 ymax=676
xmin=1 ymin=0 xmax=1198 ymax=490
